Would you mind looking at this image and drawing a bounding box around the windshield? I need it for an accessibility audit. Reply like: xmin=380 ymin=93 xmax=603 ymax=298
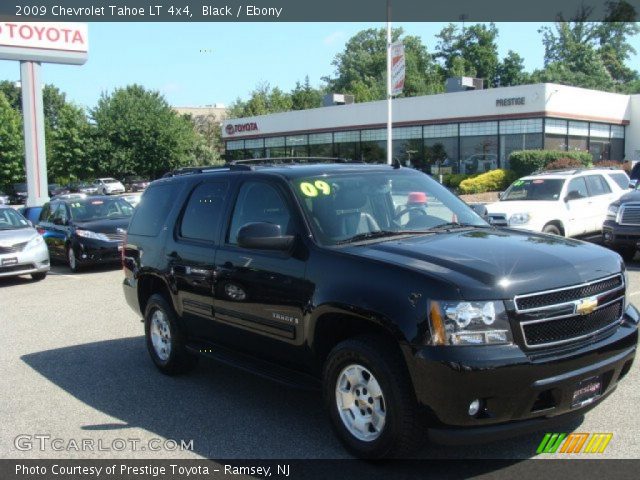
xmin=0 ymin=208 xmax=31 ymax=230
xmin=102 ymin=178 xmax=119 ymax=184
xmin=501 ymin=178 xmax=565 ymax=201
xmin=291 ymin=169 xmax=486 ymax=246
xmin=68 ymin=198 xmax=134 ymax=222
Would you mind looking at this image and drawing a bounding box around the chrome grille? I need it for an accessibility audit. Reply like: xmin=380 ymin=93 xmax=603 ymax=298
xmin=488 ymin=214 xmax=508 ymax=227
xmin=620 ymin=205 xmax=640 ymax=226
xmin=0 ymin=241 xmax=28 ymax=254
xmin=514 ymin=274 xmax=625 ymax=349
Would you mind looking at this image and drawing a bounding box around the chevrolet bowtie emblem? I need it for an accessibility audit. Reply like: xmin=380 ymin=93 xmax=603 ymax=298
xmin=576 ymin=297 xmax=598 ymax=316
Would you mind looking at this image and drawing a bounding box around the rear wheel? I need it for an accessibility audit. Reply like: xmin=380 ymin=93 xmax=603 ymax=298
xmin=542 ymin=223 xmax=562 ymax=236
xmin=323 ymin=335 xmax=422 ymax=458
xmin=144 ymin=294 xmax=197 ymax=375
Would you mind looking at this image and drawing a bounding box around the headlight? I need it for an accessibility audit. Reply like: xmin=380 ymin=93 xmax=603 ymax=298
xmin=606 ymin=205 xmax=619 ymax=221
xmin=76 ymin=229 xmax=109 ymax=241
xmin=25 ymin=235 xmax=44 ymax=250
xmin=508 ymin=212 xmax=530 ymax=225
xmin=428 ymin=300 xmax=513 ymax=346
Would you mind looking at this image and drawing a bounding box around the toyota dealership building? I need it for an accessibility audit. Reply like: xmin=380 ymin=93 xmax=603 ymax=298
xmin=221 ymin=83 xmax=640 ymax=173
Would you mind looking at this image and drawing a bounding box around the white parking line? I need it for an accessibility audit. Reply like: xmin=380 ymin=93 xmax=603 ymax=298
xmin=629 ymin=291 xmax=640 ymax=297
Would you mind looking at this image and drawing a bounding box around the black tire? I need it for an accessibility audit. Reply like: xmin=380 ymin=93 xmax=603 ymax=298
xmin=31 ymin=272 xmax=47 ymax=281
xmin=542 ymin=224 xmax=562 ymax=236
xmin=323 ymin=335 xmax=422 ymax=459
xmin=619 ymin=247 xmax=636 ymax=263
xmin=144 ymin=293 xmax=197 ymax=375
xmin=66 ymin=245 xmax=81 ymax=273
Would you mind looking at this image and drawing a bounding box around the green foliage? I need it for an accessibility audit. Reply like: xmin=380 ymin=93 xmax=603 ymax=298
xmin=0 ymin=92 xmax=24 ymax=188
xmin=441 ymin=173 xmax=477 ymax=190
xmin=291 ymin=76 xmax=323 ymax=110
xmin=324 ymin=27 xmax=443 ymax=101
xmin=90 ymin=85 xmax=205 ymax=179
xmin=495 ymin=51 xmax=529 ymax=87
xmin=509 ymin=150 xmax=593 ymax=177
xmin=458 ymin=169 xmax=518 ymax=194
xmin=544 ymin=157 xmax=584 ymax=170
xmin=228 ymin=82 xmax=294 ymax=118
xmin=48 ymin=103 xmax=92 ymax=182
xmin=0 ymin=80 xmax=21 ymax=111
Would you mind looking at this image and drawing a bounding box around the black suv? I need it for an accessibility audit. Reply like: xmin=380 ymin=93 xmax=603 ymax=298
xmin=603 ymin=186 xmax=640 ymax=262
xmin=122 ymin=161 xmax=638 ymax=458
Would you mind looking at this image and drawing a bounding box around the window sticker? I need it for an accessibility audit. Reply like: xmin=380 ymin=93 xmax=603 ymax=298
xmin=300 ymin=180 xmax=331 ymax=197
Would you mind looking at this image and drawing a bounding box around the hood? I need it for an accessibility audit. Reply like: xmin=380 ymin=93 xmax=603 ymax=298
xmin=72 ymin=217 xmax=130 ymax=234
xmin=486 ymin=200 xmax=559 ymax=216
xmin=613 ymin=189 xmax=640 ymax=206
xmin=344 ymin=228 xmax=622 ymax=300
xmin=0 ymin=227 xmax=39 ymax=246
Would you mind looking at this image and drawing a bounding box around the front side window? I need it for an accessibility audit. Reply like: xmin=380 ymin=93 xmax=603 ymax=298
xmin=566 ymin=177 xmax=589 ymax=199
xmin=228 ymin=182 xmax=292 ymax=245
xmin=180 ymin=181 xmax=229 ymax=243
xmin=290 ymin=170 xmax=485 ymax=246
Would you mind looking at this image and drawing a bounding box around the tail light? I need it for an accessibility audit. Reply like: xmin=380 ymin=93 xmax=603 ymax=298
xmin=37 ymin=228 xmax=45 ymax=235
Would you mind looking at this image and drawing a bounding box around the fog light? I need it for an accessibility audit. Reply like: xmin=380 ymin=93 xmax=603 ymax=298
xmin=604 ymin=232 xmax=612 ymax=241
xmin=468 ymin=399 xmax=481 ymax=416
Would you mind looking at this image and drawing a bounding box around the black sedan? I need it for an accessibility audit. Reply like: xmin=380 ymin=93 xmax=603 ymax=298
xmin=123 ymin=176 xmax=150 ymax=192
xmin=37 ymin=196 xmax=134 ymax=272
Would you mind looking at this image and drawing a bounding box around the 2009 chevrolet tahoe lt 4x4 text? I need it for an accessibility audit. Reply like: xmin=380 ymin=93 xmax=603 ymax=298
xmin=122 ymin=160 xmax=638 ymax=458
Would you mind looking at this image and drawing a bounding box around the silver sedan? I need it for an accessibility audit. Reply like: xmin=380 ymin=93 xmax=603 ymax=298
xmin=0 ymin=207 xmax=50 ymax=281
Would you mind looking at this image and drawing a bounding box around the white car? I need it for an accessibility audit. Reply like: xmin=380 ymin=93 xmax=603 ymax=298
xmin=486 ymin=168 xmax=631 ymax=237
xmin=94 ymin=178 xmax=125 ymax=195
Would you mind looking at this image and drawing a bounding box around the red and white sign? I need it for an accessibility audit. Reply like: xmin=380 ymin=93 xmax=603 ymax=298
xmin=0 ymin=22 xmax=88 ymax=65
xmin=390 ymin=41 xmax=405 ymax=97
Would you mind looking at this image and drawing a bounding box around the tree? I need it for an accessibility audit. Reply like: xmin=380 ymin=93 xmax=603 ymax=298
xmin=0 ymin=92 xmax=24 ymax=188
xmin=435 ymin=23 xmax=500 ymax=86
xmin=323 ymin=27 xmax=443 ymax=102
xmin=495 ymin=51 xmax=529 ymax=87
xmin=290 ymin=76 xmax=323 ymax=110
xmin=597 ymin=1 xmax=640 ymax=83
xmin=228 ymin=83 xmax=293 ymax=118
xmin=0 ymin=80 xmax=21 ymax=111
xmin=48 ymin=103 xmax=92 ymax=182
xmin=91 ymin=85 xmax=205 ymax=179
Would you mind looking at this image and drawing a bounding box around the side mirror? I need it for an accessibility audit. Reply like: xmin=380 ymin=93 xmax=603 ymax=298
xmin=470 ymin=203 xmax=488 ymax=219
xmin=237 ymin=222 xmax=294 ymax=251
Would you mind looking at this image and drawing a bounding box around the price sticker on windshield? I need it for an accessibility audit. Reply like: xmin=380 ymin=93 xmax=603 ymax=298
xmin=300 ymin=180 xmax=331 ymax=197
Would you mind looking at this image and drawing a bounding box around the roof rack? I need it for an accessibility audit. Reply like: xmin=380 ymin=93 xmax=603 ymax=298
xmin=227 ymin=156 xmax=360 ymax=166
xmin=161 ymin=164 xmax=252 ymax=178
xmin=532 ymin=165 xmax=627 ymax=175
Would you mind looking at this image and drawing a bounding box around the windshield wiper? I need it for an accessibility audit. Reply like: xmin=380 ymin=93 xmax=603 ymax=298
xmin=335 ymin=230 xmax=409 ymax=245
xmin=424 ymin=222 xmax=482 ymax=232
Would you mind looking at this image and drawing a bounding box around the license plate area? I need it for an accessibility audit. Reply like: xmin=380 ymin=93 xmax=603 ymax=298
xmin=571 ymin=375 xmax=602 ymax=409
xmin=1 ymin=257 xmax=18 ymax=266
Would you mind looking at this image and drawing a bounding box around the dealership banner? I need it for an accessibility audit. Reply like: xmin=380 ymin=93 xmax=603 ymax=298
xmin=390 ymin=42 xmax=405 ymax=97
xmin=0 ymin=0 xmax=636 ymax=21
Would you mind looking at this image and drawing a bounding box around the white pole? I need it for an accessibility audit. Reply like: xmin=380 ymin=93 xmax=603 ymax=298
xmin=386 ymin=0 xmax=392 ymax=165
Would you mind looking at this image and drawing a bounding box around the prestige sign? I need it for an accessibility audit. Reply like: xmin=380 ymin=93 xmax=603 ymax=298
xmin=0 ymin=22 xmax=88 ymax=65
xmin=496 ymin=97 xmax=525 ymax=107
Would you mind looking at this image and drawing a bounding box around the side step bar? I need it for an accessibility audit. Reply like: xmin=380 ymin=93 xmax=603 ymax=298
xmin=186 ymin=343 xmax=321 ymax=391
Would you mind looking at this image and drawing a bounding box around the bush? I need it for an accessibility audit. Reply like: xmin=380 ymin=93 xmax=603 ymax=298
xmin=509 ymin=150 xmax=592 ymax=177
xmin=441 ymin=173 xmax=477 ymax=189
xmin=458 ymin=169 xmax=518 ymax=194
xmin=544 ymin=157 xmax=583 ymax=170
xmin=597 ymin=160 xmax=631 ymax=173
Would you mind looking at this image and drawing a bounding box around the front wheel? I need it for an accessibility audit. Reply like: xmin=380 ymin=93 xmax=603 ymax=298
xmin=323 ymin=335 xmax=422 ymax=458
xmin=542 ymin=223 xmax=562 ymax=236
xmin=67 ymin=246 xmax=80 ymax=273
xmin=144 ymin=294 xmax=197 ymax=375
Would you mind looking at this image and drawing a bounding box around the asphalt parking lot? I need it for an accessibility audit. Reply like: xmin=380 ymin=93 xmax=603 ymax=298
xmin=1 ymin=256 xmax=639 ymax=460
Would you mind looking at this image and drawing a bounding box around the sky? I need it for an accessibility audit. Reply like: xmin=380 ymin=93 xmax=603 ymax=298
xmin=0 ymin=22 xmax=639 ymax=110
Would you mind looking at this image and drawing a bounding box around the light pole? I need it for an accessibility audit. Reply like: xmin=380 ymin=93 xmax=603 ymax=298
xmin=386 ymin=0 xmax=392 ymax=165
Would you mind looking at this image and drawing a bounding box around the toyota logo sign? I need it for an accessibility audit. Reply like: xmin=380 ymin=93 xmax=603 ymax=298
xmin=225 ymin=122 xmax=258 ymax=135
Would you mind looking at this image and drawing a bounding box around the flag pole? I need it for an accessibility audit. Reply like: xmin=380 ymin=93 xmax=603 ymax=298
xmin=386 ymin=0 xmax=392 ymax=165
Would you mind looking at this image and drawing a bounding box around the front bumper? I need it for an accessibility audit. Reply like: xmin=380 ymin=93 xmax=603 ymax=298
xmin=602 ymin=221 xmax=640 ymax=249
xmin=72 ymin=238 xmax=122 ymax=266
xmin=0 ymin=244 xmax=50 ymax=278
xmin=409 ymin=305 xmax=638 ymax=443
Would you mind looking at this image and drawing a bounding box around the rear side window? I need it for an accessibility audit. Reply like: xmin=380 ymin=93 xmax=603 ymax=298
xmin=128 ymin=183 xmax=181 ymax=237
xmin=179 ymin=181 xmax=229 ymax=243
xmin=608 ymin=172 xmax=629 ymax=190
xmin=585 ymin=175 xmax=611 ymax=196
xmin=566 ymin=178 xmax=588 ymax=198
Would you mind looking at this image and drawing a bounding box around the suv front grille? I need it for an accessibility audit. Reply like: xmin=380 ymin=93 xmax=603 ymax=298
xmin=522 ymin=300 xmax=623 ymax=347
xmin=515 ymin=275 xmax=623 ymax=311
xmin=620 ymin=205 xmax=640 ymax=226
xmin=514 ymin=274 xmax=625 ymax=349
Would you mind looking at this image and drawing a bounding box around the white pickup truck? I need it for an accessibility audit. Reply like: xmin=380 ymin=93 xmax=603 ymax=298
xmin=486 ymin=168 xmax=631 ymax=237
